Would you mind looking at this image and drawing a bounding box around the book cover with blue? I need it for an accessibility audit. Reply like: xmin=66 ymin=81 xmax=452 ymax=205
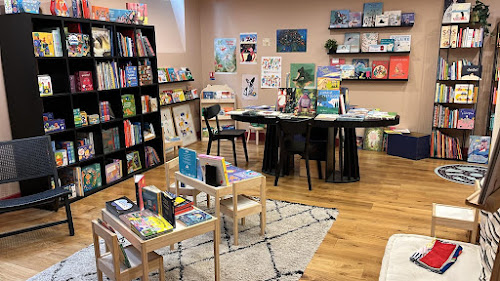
xmin=330 ymin=10 xmax=350 ymax=28
xmin=317 ymin=90 xmax=340 ymax=114
xmin=177 ymin=209 xmax=212 ymax=226
xmin=179 ymin=147 xmax=198 ymax=178
xmin=125 ymin=66 xmax=138 ymax=87
xmin=316 ymin=66 xmax=341 ymax=79
xmin=468 ymin=136 xmax=490 ymax=164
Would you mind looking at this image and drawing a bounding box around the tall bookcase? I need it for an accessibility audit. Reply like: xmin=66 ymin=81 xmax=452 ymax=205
xmin=430 ymin=20 xmax=484 ymax=160
xmin=487 ymin=22 xmax=500 ymax=136
xmin=0 ymin=14 xmax=163 ymax=200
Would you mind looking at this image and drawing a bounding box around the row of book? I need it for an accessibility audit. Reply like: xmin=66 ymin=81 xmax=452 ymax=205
xmin=141 ymin=95 xmax=159 ymax=113
xmin=434 ymin=83 xmax=478 ymax=104
xmin=145 ymin=146 xmax=161 ymax=168
xmin=117 ymin=30 xmax=155 ymax=58
xmin=432 ymin=105 xmax=475 ymax=130
xmin=437 ymin=58 xmax=480 ymax=81
xmin=76 ymin=132 xmax=96 ymax=161
xmin=117 ymin=31 xmax=135 ymax=57
xmin=124 ymin=120 xmax=142 ymax=148
xmin=276 ymin=87 xmax=349 ymax=117
xmin=337 ymin=33 xmax=411 ymax=53
xmin=52 ymin=140 xmax=76 ymax=167
xmin=74 ymin=108 xmax=99 ymax=128
xmin=329 ymin=5 xmax=414 ymax=28
xmin=430 ymin=130 xmax=463 ymax=160
xmin=202 ymin=91 xmax=234 ymax=100
xmin=100 ymin=101 xmax=115 ymax=122
xmin=159 ymin=89 xmax=199 ymax=106
xmin=334 ymin=56 xmax=409 ymax=80
xmin=58 ymin=163 xmax=102 ymax=199
xmin=96 ymin=61 xmax=119 ymax=90
xmin=135 ymin=29 xmax=155 ymax=57
xmin=440 ymin=26 xmax=484 ymax=49
xmin=158 ymin=67 xmax=194 ymax=83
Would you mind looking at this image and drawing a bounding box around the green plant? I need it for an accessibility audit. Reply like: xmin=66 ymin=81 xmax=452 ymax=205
xmin=324 ymin=39 xmax=338 ymax=52
xmin=472 ymin=0 xmax=492 ymax=36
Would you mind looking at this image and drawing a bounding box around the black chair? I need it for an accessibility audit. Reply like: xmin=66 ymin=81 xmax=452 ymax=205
xmin=203 ymin=104 xmax=248 ymax=166
xmin=274 ymin=119 xmax=326 ymax=191
xmin=0 ymin=136 xmax=74 ymax=238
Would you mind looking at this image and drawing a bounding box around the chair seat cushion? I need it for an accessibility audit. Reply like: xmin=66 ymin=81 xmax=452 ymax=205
xmin=217 ymin=129 xmax=246 ymax=136
xmin=379 ymin=234 xmax=481 ymax=281
xmin=0 ymin=188 xmax=70 ymax=211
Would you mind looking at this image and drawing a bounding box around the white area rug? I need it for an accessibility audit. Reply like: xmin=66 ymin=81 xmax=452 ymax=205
xmin=28 ymin=196 xmax=338 ymax=281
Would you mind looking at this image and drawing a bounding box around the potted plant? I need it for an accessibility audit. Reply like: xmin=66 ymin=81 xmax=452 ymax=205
xmin=324 ymin=39 xmax=338 ymax=54
xmin=471 ymin=0 xmax=491 ymax=36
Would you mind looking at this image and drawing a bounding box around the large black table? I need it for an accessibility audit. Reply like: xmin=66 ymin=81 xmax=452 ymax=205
xmin=231 ymin=114 xmax=400 ymax=183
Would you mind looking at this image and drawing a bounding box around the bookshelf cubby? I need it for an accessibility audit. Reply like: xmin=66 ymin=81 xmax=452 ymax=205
xmin=0 ymin=13 xmax=163 ymax=201
xmin=487 ymin=22 xmax=500 ymax=136
xmin=430 ymin=20 xmax=484 ymax=160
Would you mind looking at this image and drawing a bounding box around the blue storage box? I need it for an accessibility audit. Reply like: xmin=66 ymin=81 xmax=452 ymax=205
xmin=387 ymin=133 xmax=430 ymax=160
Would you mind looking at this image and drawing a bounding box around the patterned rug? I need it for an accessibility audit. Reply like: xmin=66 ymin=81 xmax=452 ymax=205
xmin=28 ymin=197 xmax=338 ymax=281
xmin=434 ymin=164 xmax=488 ymax=185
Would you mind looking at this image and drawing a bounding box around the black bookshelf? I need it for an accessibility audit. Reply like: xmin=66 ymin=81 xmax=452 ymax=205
xmin=487 ymin=21 xmax=500 ymax=136
xmin=0 ymin=13 xmax=164 ymax=199
xmin=431 ymin=20 xmax=484 ymax=160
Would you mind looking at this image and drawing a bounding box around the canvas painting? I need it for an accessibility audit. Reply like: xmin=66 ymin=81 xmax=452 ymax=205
xmin=261 ymin=56 xmax=282 ymax=88
xmin=214 ymin=38 xmax=237 ymax=73
xmin=362 ymin=2 xmax=383 ymax=27
xmin=242 ymin=74 xmax=258 ymax=100
xmin=172 ymin=104 xmax=197 ymax=146
xmin=468 ymin=135 xmax=491 ymax=164
xmin=290 ymin=63 xmax=316 ymax=89
xmin=240 ymin=33 xmax=257 ymax=64
xmin=363 ymin=127 xmax=384 ymax=151
xmin=276 ymin=29 xmax=307 ymax=52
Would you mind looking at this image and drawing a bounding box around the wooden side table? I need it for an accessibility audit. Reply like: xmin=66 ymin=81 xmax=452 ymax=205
xmin=101 ymin=208 xmax=220 ymax=281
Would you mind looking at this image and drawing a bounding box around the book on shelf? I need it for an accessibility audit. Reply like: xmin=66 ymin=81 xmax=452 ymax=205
xmin=53 ymin=140 xmax=76 ymax=165
xmin=54 ymin=149 xmax=68 ymax=167
xmin=374 ymin=14 xmax=389 ymax=27
xmin=99 ymin=101 xmax=115 ymax=122
xmin=362 ymin=2 xmax=383 ymax=28
xmin=143 ymin=122 xmax=156 ymax=141
xmin=96 ymin=61 xmax=119 ymax=90
xmin=336 ymin=44 xmax=351 ymax=53
xmin=66 ymin=33 xmax=90 ymax=57
xmin=75 ymin=71 xmax=93 ymax=91
xmin=340 ymin=65 xmax=355 ymax=79
xmin=390 ymin=35 xmax=411 ymax=52
xmin=102 ymin=127 xmax=120 ymax=154
xmin=401 ymin=13 xmax=415 ymax=27
xmin=135 ymin=29 xmax=156 ymax=57
xmin=451 ymin=3 xmax=471 ymax=23
xmin=91 ymin=6 xmax=109 ymax=21
xmin=124 ymin=120 xmax=142 ymax=147
xmin=105 ymin=159 xmax=123 ymax=183
xmin=37 ymin=75 xmax=53 ymax=97
xmin=159 ymin=90 xmax=174 ymax=105
xmin=43 ymin=114 xmax=66 ymax=133
xmin=437 ymin=57 xmax=474 ymax=80
xmin=92 ymin=27 xmax=112 ymax=57
xmin=167 ymin=68 xmax=179 ymax=82
xmin=468 ymin=135 xmax=490 ymax=164
xmin=454 ymin=84 xmax=477 ymax=104
xmin=145 ymin=146 xmax=160 ymax=168
xmin=430 ymin=130 xmax=462 ymax=160
xmin=386 ymin=10 xmax=401 ymax=26
xmin=158 ymin=68 xmax=168 ymax=83
xmin=177 ymin=209 xmax=212 ymax=227
xmin=295 ymin=89 xmax=317 ymax=117
xmin=142 ymin=185 xmax=162 ymax=215
xmin=344 ymin=33 xmax=360 ymax=53
xmin=330 ymin=58 xmax=346 ymax=67
xmin=138 ymin=59 xmax=153 ymax=86
xmin=352 ymin=59 xmax=369 ymax=78
xmin=349 ymin=11 xmax=362 ymax=28
xmin=461 ymin=65 xmax=482 ymax=80
xmin=361 ymin=33 xmax=378 ymax=53
xmin=456 ymin=109 xmax=475 ymax=129
xmin=106 ymin=196 xmax=139 ymax=218
xmin=316 ymin=90 xmax=340 ymax=114
xmin=372 ymin=60 xmax=389 ymax=79
xmin=109 ymin=9 xmax=137 ymax=24
xmin=380 ymin=39 xmax=395 ymax=52
xmin=127 ymin=151 xmax=142 ymax=174
xmin=198 ymin=154 xmax=229 ymax=187
xmin=32 ymin=32 xmax=56 ymax=57
xmin=126 ymin=3 xmax=148 ymax=25
xmin=82 ymin=163 xmax=102 ymax=192
xmin=76 ymin=131 xmax=95 ymax=160
xmin=434 ymin=83 xmax=455 ymax=103
xmin=388 ymin=56 xmax=410 ymax=80
xmin=59 ymin=166 xmax=83 ymax=198
xmin=117 ymin=31 xmax=135 ymax=57
xmin=119 ymin=209 xmax=173 ymax=240
xmin=440 ymin=25 xmax=451 ymax=48
xmin=121 ymin=94 xmax=137 ymax=117
xmin=119 ymin=64 xmax=138 ymax=88
xmin=141 ymin=95 xmax=158 ymax=113
xmin=330 ymin=10 xmax=350 ymax=28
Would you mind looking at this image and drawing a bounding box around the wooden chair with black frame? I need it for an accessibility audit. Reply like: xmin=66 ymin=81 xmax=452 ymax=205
xmin=202 ymin=104 xmax=249 ymax=166
xmin=274 ymin=119 xmax=327 ymax=191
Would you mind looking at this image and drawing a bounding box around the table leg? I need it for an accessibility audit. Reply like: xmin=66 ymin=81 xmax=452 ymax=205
xmin=326 ymin=127 xmax=335 ymax=180
xmin=213 ymin=220 xmax=221 ymax=281
xmin=141 ymin=244 xmax=149 ymax=281
xmin=262 ymin=124 xmax=278 ymax=175
xmin=215 ymin=194 xmax=222 ymax=244
xmin=260 ymin=176 xmax=266 ymax=236
xmin=325 ymin=127 xmax=360 ymax=183
xmin=339 ymin=128 xmax=344 ymax=182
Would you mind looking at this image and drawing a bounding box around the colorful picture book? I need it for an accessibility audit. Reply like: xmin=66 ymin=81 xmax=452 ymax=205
xmin=144 ymin=146 xmax=160 ymax=168
xmin=316 ymin=90 xmax=340 ymax=114
xmin=362 ymin=2 xmax=383 ymax=27
xmin=120 ymin=209 xmax=173 ymax=240
xmin=198 ymin=154 xmax=229 ymax=186
xmin=126 ymin=151 xmax=142 ymax=174
xmin=457 ymin=109 xmax=475 ymax=130
xmin=363 ymin=127 xmax=384 ymax=151
xmin=372 ymin=61 xmax=389 ymax=79
xmin=294 ymin=89 xmax=317 ymax=117
xmin=126 ymin=3 xmax=148 ymax=25
xmin=431 ymin=130 xmax=463 ymax=160
xmin=92 ymin=27 xmax=112 ymax=57
xmin=38 ymin=75 xmax=53 ymax=97
xmin=330 ymin=10 xmax=350 ymax=28
xmin=468 ymin=136 xmax=490 ymax=164
xmin=82 ymin=163 xmax=102 ymax=192
xmin=91 ymin=6 xmax=109 ymax=21
xmin=66 ymin=33 xmax=90 ymax=57
xmin=106 ymin=196 xmax=139 ymax=218
xmin=349 ymin=12 xmax=362 ymax=27
xmin=105 ymin=159 xmax=122 ymax=184
xmin=226 ymin=165 xmax=261 ymax=183
xmin=121 ymin=94 xmax=137 ymax=117
xmin=361 ymin=33 xmax=378 ymax=53
xmin=344 ymin=33 xmax=360 ymax=53
xmin=109 ymin=9 xmax=136 ymax=24
xmin=352 ymin=59 xmax=369 ymax=79
xmin=32 ymin=32 xmax=55 ymax=57
xmin=177 ymin=209 xmax=212 ymax=227
xmin=388 ymin=56 xmax=410 ymax=79
xmin=402 ymin=13 xmax=415 ymax=26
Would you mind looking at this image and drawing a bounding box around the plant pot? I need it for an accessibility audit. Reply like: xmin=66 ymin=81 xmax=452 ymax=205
xmin=471 ymin=11 xmax=480 ymax=23
xmin=327 ymin=48 xmax=336 ymax=55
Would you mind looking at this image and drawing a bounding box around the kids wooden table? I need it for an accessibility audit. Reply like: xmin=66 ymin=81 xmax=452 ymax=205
xmin=101 ymin=207 xmax=220 ymax=281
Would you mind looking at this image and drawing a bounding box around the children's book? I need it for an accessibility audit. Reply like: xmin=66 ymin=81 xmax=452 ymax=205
xmin=294 ymin=89 xmax=317 ymax=117
xmin=226 ymin=165 xmax=261 ymax=183
xmin=38 ymin=75 xmax=53 ymax=96
xmin=385 ymin=10 xmax=401 ymax=26
xmin=361 ymin=33 xmax=378 ymax=52
xmin=92 ymin=27 xmax=111 ymax=57
xmin=276 ymin=88 xmax=287 ymax=112
xmin=161 ymin=192 xmax=176 ymax=227
xmin=380 ymin=39 xmax=395 ymax=52
xmin=316 ymin=66 xmax=341 ymax=79
xmin=317 ymin=66 xmax=341 ymax=90
xmin=66 ymin=33 xmax=90 ymax=57
xmin=375 ymin=14 xmax=389 ymax=27
xmin=363 ymin=127 xmax=384 ymax=151
xmin=340 ymin=64 xmax=355 ymax=79
xmin=372 ymin=61 xmax=389 ymax=79
xmin=198 ymin=154 xmax=229 ymax=186
xmin=352 ymin=59 xmax=369 ymax=78
xmin=106 ymin=196 xmax=140 ymax=218
xmin=121 ymin=94 xmax=136 ymax=117
xmin=158 ymin=68 xmax=168 ymax=83
xmin=120 ymin=209 xmax=173 ymax=240
xmin=142 ymin=185 xmax=162 ymax=215
xmin=91 ymin=6 xmax=109 ymax=21
xmin=179 ymin=147 xmax=198 ymax=178
xmin=362 ymin=2 xmax=383 ymax=27
xmin=344 ymin=33 xmax=360 ymax=53
xmin=390 ymin=35 xmax=411 ymax=52
xmin=127 ymin=151 xmax=142 ymax=174
xmin=457 ymin=109 xmax=475 ymax=129
xmin=454 ymin=84 xmax=471 ymax=103
xmin=105 ymin=159 xmax=122 ymax=183
xmin=126 ymin=3 xmax=148 ymax=25
xmin=316 ymin=90 xmax=340 ymax=114
xmin=467 ymin=135 xmax=490 ymax=164
xmin=330 ymin=10 xmax=350 ymax=28
xmin=401 ymin=13 xmax=415 ymax=26
xmin=451 ymin=3 xmax=471 ymax=23
xmin=440 ymin=26 xmax=451 ymax=48
xmin=82 ymin=163 xmax=102 ymax=192
xmin=177 ymin=209 xmax=212 ymax=226
xmin=283 ymin=88 xmax=297 ymax=114
xmin=109 ymin=9 xmax=136 ymax=24
xmin=32 ymin=32 xmax=55 ymax=57
xmin=461 ymin=65 xmax=482 ymax=81
xmin=349 ymin=12 xmax=362 ymax=27
xmin=134 ymin=174 xmax=145 ymax=210
xmin=388 ymin=56 xmax=410 ymax=79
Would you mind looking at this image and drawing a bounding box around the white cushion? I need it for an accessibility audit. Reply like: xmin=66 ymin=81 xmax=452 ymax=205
xmin=434 ymin=204 xmax=475 ymax=222
xmin=379 ymin=234 xmax=481 ymax=281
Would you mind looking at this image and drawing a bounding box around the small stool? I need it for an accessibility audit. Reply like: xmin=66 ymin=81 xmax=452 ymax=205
xmin=431 ymin=203 xmax=479 ymax=243
xmin=247 ymin=123 xmax=265 ymax=145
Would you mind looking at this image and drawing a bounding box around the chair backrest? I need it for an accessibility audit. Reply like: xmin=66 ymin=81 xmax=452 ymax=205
xmin=202 ymin=104 xmax=222 ymax=136
xmin=92 ymin=220 xmax=121 ymax=278
xmin=165 ymin=157 xmax=179 ymax=188
xmin=277 ymin=119 xmax=313 ymax=153
xmin=0 ymin=135 xmax=59 ymax=187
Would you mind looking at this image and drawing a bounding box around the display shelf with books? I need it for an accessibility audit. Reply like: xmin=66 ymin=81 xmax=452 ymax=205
xmin=200 ymin=87 xmax=237 ymax=141
xmin=328 ymin=51 xmax=411 ymax=55
xmin=0 ymin=13 xmax=163 ymax=201
xmin=487 ymin=21 xmax=500 ymax=136
xmin=159 ymin=79 xmax=195 ymax=84
xmin=430 ymin=4 xmax=483 ymax=161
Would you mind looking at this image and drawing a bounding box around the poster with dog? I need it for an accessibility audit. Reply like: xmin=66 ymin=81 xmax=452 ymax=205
xmin=240 ymin=33 xmax=257 ymax=64
xmin=241 ymin=74 xmax=258 ymax=100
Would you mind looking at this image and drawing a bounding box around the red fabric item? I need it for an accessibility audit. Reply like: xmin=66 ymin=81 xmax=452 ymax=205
xmin=419 ymin=240 xmax=457 ymax=268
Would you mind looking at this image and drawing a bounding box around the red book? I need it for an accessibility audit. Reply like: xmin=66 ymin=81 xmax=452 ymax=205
xmin=388 ymin=56 xmax=410 ymax=80
xmin=175 ymin=206 xmax=194 ymax=215
xmin=76 ymin=71 xmax=93 ymax=91
xmin=372 ymin=61 xmax=389 ymax=79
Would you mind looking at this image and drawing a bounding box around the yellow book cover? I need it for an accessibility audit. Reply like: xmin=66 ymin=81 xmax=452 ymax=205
xmin=32 ymin=32 xmax=55 ymax=57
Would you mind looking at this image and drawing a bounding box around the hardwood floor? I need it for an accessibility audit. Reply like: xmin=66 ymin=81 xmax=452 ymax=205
xmin=0 ymin=140 xmax=474 ymax=281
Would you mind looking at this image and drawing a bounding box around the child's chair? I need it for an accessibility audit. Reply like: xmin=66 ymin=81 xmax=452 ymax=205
xmin=165 ymin=157 xmax=210 ymax=208
xmin=246 ymin=123 xmax=266 ymax=145
xmin=91 ymin=220 xmax=165 ymax=281
xmin=220 ymin=176 xmax=266 ymax=245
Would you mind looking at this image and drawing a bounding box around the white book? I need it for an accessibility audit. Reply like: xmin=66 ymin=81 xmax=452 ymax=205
xmin=4 ymin=0 xmax=12 ymax=14
xmin=51 ymin=28 xmax=63 ymax=57
xmin=450 ymin=25 xmax=459 ymax=48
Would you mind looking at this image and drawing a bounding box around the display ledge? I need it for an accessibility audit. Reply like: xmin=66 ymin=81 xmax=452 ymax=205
xmin=437 ymin=80 xmax=480 ymax=83
xmin=26 ymin=13 xmax=155 ymax=29
xmin=125 ymin=142 xmax=144 ymax=150
xmin=440 ymin=47 xmax=482 ymax=50
xmin=432 ymin=127 xmax=473 ymax=130
xmin=57 ymin=155 xmax=103 ymax=170
xmin=342 ymin=78 xmax=408 ymax=82
xmin=36 ymin=55 xmax=156 ymax=60
xmin=203 ymin=116 xmax=233 ymax=121
xmin=434 ymin=102 xmax=476 ymax=105
xmin=201 ymin=98 xmax=235 ymax=103
xmin=430 ymin=156 xmax=465 ymax=161
xmin=159 ymin=79 xmax=195 ymax=84
xmin=441 ymin=22 xmax=481 ymax=26
xmin=101 ymin=118 xmax=124 ymax=125
xmin=104 ymin=148 xmax=126 ymax=156
xmin=160 ymin=98 xmax=200 ymax=107
xmin=328 ymin=51 xmax=410 ymax=55
xmin=329 ymin=25 xmax=413 ymax=30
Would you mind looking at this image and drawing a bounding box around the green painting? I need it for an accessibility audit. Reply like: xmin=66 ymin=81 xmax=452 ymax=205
xmin=290 ymin=63 xmax=316 ymax=89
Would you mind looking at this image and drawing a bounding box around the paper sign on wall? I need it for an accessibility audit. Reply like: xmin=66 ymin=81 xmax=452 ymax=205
xmin=261 ymin=56 xmax=281 ymax=88
xmin=242 ymin=74 xmax=258 ymax=100
xmin=240 ymin=33 xmax=257 ymax=64
xmin=214 ymin=38 xmax=237 ymax=73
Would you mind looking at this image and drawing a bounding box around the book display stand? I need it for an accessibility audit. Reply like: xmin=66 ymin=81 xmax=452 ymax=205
xmin=0 ymin=14 xmax=163 ymax=201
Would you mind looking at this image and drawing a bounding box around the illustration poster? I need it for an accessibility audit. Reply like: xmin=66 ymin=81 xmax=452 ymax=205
xmin=214 ymin=38 xmax=237 ymax=73
xmin=261 ymin=56 xmax=282 ymax=88
xmin=290 ymin=63 xmax=316 ymax=89
xmin=160 ymin=107 xmax=177 ymax=139
xmin=276 ymin=29 xmax=307 ymax=52
xmin=240 ymin=33 xmax=257 ymax=64
xmin=241 ymin=74 xmax=258 ymax=100
xmin=172 ymin=104 xmax=197 ymax=146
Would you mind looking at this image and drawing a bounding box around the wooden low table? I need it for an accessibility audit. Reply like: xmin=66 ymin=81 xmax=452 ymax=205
xmin=101 ymin=208 xmax=220 ymax=281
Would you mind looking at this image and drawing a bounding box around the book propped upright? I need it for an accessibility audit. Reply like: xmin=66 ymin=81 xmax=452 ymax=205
xmin=179 ymin=147 xmax=198 ymax=178
xmin=134 ymin=174 xmax=146 ymax=210
xmin=106 ymin=196 xmax=140 ymax=218
xmin=198 ymin=154 xmax=229 ymax=186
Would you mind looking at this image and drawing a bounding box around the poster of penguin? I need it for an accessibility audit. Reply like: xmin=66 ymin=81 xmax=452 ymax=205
xmin=241 ymin=74 xmax=258 ymax=100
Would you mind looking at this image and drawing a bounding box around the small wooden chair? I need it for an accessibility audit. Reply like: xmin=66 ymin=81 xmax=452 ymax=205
xmin=431 ymin=203 xmax=479 ymax=243
xmin=91 ymin=220 xmax=165 ymax=281
xmin=162 ymin=126 xmax=183 ymax=161
xmin=246 ymin=123 xmax=266 ymax=145
xmin=165 ymin=157 xmax=210 ymax=208
xmin=220 ymin=176 xmax=266 ymax=246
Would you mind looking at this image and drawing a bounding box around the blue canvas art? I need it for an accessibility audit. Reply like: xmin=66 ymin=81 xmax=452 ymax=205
xmin=276 ymin=29 xmax=307 ymax=52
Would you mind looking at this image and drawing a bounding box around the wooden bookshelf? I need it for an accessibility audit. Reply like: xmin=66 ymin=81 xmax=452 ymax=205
xmin=487 ymin=21 xmax=500 ymax=136
xmin=0 ymin=13 xmax=164 ymax=200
